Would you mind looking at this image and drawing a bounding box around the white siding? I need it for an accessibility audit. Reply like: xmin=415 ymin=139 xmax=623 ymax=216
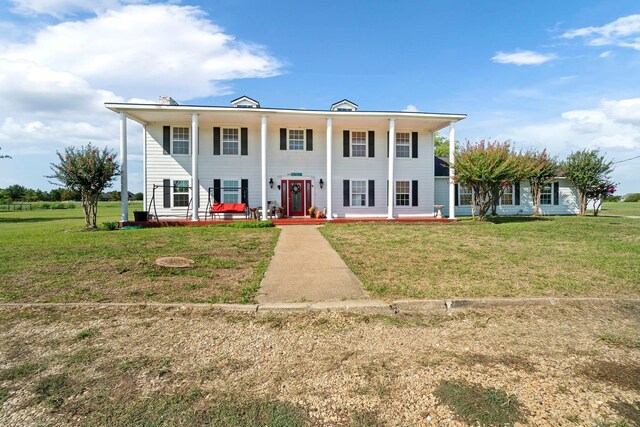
xmin=435 ymin=178 xmax=579 ymax=217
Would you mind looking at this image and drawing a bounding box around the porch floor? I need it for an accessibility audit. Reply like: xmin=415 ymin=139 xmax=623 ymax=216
xmin=120 ymin=216 xmax=455 ymax=227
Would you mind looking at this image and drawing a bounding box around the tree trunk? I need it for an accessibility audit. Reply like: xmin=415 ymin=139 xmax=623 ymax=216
xmin=577 ymin=190 xmax=587 ymax=216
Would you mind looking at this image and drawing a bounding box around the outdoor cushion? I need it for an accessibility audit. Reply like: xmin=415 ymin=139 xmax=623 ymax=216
xmin=211 ymin=203 xmax=246 ymax=213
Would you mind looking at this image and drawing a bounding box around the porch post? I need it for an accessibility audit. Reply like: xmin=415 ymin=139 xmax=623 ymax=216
xmin=387 ymin=118 xmax=395 ymax=219
xmin=191 ymin=113 xmax=199 ymax=221
xmin=326 ymin=117 xmax=333 ymax=220
xmin=119 ymin=111 xmax=128 ymax=222
xmin=261 ymin=115 xmax=268 ymax=220
xmin=142 ymin=124 xmax=147 ymax=211
xmin=448 ymin=121 xmax=456 ymax=219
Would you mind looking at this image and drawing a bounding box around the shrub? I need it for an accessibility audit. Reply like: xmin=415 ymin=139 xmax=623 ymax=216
xmin=624 ymin=193 xmax=640 ymax=202
xmin=102 ymin=221 xmax=119 ymax=231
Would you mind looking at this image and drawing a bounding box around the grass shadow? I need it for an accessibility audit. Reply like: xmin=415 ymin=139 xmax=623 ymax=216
xmin=485 ymin=216 xmax=550 ymax=225
xmin=0 ymin=217 xmax=79 ymax=224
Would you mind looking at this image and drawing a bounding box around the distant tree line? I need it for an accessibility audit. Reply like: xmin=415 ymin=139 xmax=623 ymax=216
xmin=0 ymin=185 xmax=142 ymax=204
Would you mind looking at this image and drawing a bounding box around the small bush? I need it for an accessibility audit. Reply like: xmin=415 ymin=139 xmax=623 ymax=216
xmin=624 ymin=193 xmax=640 ymax=202
xmin=219 ymin=220 xmax=275 ymax=228
xmin=102 ymin=221 xmax=119 ymax=231
xmin=74 ymin=327 xmax=99 ymax=341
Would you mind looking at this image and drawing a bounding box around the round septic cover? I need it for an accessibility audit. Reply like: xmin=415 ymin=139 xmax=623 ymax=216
xmin=155 ymin=256 xmax=194 ymax=268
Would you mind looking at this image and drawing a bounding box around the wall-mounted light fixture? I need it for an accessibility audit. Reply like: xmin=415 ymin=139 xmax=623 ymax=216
xmin=319 ymin=178 xmax=324 ymax=189
xmin=269 ymin=178 xmax=274 ymax=189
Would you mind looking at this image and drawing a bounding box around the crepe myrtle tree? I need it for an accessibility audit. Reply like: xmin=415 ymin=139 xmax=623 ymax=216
xmin=562 ymin=149 xmax=614 ymax=216
xmin=521 ymin=149 xmax=559 ymax=216
xmin=454 ymin=140 xmax=521 ymax=220
xmin=47 ymin=144 xmax=120 ymax=228
xmin=587 ymin=182 xmax=616 ymax=216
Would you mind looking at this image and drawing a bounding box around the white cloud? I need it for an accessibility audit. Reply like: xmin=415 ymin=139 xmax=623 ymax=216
xmin=2 ymin=4 xmax=282 ymax=100
xmin=599 ymin=50 xmax=613 ymax=58
xmin=403 ymin=104 xmax=418 ymax=112
xmin=562 ymin=14 xmax=640 ymax=50
xmin=492 ymin=50 xmax=556 ymax=65
xmin=10 ymin=0 xmax=143 ymax=18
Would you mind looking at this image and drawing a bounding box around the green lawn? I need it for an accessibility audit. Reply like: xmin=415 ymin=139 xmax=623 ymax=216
xmin=0 ymin=202 xmax=279 ymax=303
xmin=320 ymin=216 xmax=640 ymax=300
xmin=596 ymin=201 xmax=640 ymax=217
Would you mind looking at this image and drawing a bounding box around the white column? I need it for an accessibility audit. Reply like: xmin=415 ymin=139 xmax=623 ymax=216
xmin=119 ymin=111 xmax=128 ymax=222
xmin=261 ymin=115 xmax=268 ymax=220
xmin=448 ymin=121 xmax=456 ymax=219
xmin=326 ymin=117 xmax=333 ymax=220
xmin=191 ymin=113 xmax=199 ymax=221
xmin=387 ymin=118 xmax=395 ymax=219
xmin=142 ymin=124 xmax=147 ymax=212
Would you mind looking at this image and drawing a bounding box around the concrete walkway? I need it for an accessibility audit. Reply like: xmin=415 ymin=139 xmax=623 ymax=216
xmin=257 ymin=225 xmax=369 ymax=303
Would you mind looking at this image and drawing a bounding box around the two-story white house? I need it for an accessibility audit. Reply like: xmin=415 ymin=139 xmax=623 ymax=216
xmin=106 ymin=96 xmax=466 ymax=221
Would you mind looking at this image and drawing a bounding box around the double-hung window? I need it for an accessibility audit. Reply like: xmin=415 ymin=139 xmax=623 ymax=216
xmin=223 ymin=128 xmax=239 ymax=155
xmin=351 ymin=180 xmax=367 ymax=206
xmin=395 ymin=181 xmax=410 ymax=206
xmin=222 ymin=179 xmax=240 ymax=203
xmin=540 ymin=183 xmax=552 ymax=205
xmin=396 ymin=132 xmax=410 ymax=158
xmin=173 ymin=180 xmax=189 ymax=207
xmin=288 ymin=129 xmax=305 ymax=150
xmin=459 ymin=185 xmax=473 ymax=205
xmin=173 ymin=127 xmax=189 ymax=155
xmin=500 ymin=185 xmax=513 ymax=205
xmin=351 ymin=131 xmax=367 ymax=157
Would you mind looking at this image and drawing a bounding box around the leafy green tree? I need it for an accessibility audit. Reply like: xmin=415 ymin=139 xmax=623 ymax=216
xmin=5 ymin=184 xmax=26 ymax=201
xmin=434 ymin=132 xmax=460 ymax=157
xmin=454 ymin=140 xmax=521 ymax=220
xmin=133 ymin=192 xmax=144 ymax=201
xmin=47 ymin=144 xmax=120 ymax=228
xmin=521 ymin=149 xmax=559 ymax=216
xmin=562 ymin=149 xmax=614 ymax=216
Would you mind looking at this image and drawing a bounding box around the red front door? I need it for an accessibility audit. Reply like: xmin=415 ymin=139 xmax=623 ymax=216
xmin=287 ymin=180 xmax=305 ymax=217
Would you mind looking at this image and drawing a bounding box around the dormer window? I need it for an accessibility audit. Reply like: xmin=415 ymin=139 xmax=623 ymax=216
xmin=230 ymin=96 xmax=260 ymax=108
xmin=330 ymin=99 xmax=358 ymax=112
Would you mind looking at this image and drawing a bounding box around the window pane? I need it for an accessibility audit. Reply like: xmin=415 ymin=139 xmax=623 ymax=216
xmin=289 ymin=129 xmax=305 ymax=150
xmin=459 ymin=186 xmax=473 ymax=205
xmin=173 ymin=127 xmax=189 ymax=155
xmin=173 ymin=180 xmax=189 ymax=207
xmin=351 ymin=180 xmax=367 ymax=207
xmin=351 ymin=131 xmax=367 ymax=157
xmin=395 ymin=132 xmax=410 ymax=158
xmin=223 ymin=128 xmax=239 ymax=155
xmin=222 ymin=179 xmax=239 ymax=203
xmin=500 ymin=185 xmax=513 ymax=205
xmin=540 ymin=183 xmax=552 ymax=205
xmin=395 ymin=181 xmax=410 ymax=206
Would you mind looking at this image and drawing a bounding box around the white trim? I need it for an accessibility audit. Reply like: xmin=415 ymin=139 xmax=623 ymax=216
xmin=172 ymin=179 xmax=190 ymax=208
xmin=287 ymin=128 xmax=306 ymax=151
xmin=394 ymin=180 xmax=411 ymax=208
xmin=448 ymin=121 xmax=455 ymax=219
xmin=221 ymin=126 xmax=241 ymax=156
xmin=191 ymin=113 xmax=199 ymax=220
xmin=142 ymin=124 xmax=146 ymax=211
xmin=388 ymin=119 xmax=395 ymax=219
xmin=394 ymin=130 xmax=411 ymax=159
xmin=171 ymin=126 xmax=190 ymax=156
xmin=261 ymin=115 xmax=268 ymax=221
xmin=349 ymin=179 xmax=369 ymax=208
xmin=220 ymin=178 xmax=242 ymax=204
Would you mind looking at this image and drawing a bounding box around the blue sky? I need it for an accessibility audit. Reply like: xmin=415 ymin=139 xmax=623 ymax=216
xmin=0 ymin=0 xmax=639 ymax=193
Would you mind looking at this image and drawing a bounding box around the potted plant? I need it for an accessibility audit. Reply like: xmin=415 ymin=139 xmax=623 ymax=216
xmin=308 ymin=206 xmax=315 ymax=218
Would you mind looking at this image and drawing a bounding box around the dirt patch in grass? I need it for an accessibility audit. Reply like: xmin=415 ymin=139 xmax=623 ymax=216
xmin=0 ymin=302 xmax=639 ymax=426
xmin=578 ymin=361 xmax=640 ymax=392
xmin=434 ymin=380 xmax=526 ymax=425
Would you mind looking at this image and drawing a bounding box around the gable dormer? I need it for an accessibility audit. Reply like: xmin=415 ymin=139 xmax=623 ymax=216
xmin=330 ymin=99 xmax=358 ymax=112
xmin=230 ymin=96 xmax=260 ymax=108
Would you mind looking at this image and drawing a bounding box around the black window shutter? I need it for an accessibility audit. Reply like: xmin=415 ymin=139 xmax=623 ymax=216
xmin=280 ymin=128 xmax=287 ymax=150
xmin=306 ymin=129 xmax=313 ymax=151
xmin=343 ymin=130 xmax=350 ymax=157
xmin=213 ymin=127 xmax=220 ymax=155
xmin=386 ymin=131 xmax=389 ymax=157
xmin=241 ymin=179 xmax=249 ymax=204
xmin=241 ymin=128 xmax=248 ymax=155
xmin=213 ymin=179 xmax=221 ymax=203
xmin=368 ymin=180 xmax=375 ymax=207
xmin=411 ymin=132 xmax=418 ymax=158
xmin=163 ymin=126 xmax=170 ymax=155
xmin=514 ymin=182 xmax=521 ymax=205
xmin=412 ymin=180 xmax=419 ymax=206
xmin=553 ymin=182 xmax=560 ymax=205
xmin=163 ymin=179 xmax=171 ymax=207
xmin=368 ymin=131 xmax=375 ymax=157
xmin=343 ymin=180 xmax=350 ymax=207
xmin=454 ymin=184 xmax=459 ymax=206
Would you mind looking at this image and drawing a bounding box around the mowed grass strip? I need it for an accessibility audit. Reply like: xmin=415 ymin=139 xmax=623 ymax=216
xmin=320 ymin=216 xmax=640 ymax=299
xmin=0 ymin=202 xmax=279 ymax=303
